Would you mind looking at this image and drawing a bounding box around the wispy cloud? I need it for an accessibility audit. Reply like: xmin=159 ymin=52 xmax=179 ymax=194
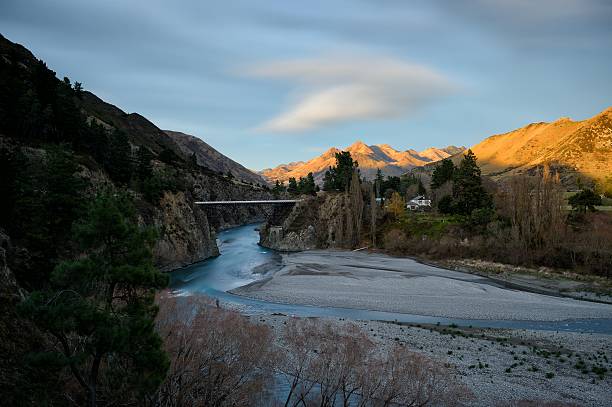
xmin=249 ymin=56 xmax=456 ymax=133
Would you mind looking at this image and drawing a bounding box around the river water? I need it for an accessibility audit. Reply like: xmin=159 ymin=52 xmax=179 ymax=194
xmin=170 ymin=224 xmax=612 ymax=334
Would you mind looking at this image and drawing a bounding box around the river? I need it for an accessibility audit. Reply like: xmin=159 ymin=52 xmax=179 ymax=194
xmin=170 ymin=224 xmax=612 ymax=334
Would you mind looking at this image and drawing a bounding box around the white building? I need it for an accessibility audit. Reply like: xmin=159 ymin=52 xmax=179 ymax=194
xmin=407 ymin=195 xmax=431 ymax=211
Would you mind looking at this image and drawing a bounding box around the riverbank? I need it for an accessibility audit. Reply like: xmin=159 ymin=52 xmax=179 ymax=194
xmin=246 ymin=313 xmax=612 ymax=406
xmin=230 ymin=249 xmax=612 ymax=321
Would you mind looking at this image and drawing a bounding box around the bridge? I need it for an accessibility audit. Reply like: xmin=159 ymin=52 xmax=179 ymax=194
xmin=195 ymin=200 xmax=301 ymax=226
xmin=194 ymin=200 xmax=301 ymax=205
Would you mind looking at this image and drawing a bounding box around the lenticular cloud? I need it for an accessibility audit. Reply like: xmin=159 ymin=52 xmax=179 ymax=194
xmin=250 ymin=55 xmax=456 ymax=133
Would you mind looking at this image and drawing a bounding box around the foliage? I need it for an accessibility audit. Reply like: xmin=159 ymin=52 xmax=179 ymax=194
xmin=272 ymin=180 xmax=286 ymax=198
xmin=323 ymin=151 xmax=359 ymax=191
xmin=438 ymin=195 xmax=454 ymax=214
xmin=298 ymin=172 xmax=317 ymax=195
xmin=20 ymin=192 xmax=169 ymax=406
xmin=386 ymin=191 xmax=405 ymax=219
xmin=141 ymin=169 xmax=182 ymax=204
xmin=6 ymin=146 xmax=87 ymax=289
xmin=287 ymin=177 xmax=299 ymax=194
xmin=431 ymin=158 xmax=455 ymax=189
xmin=451 ymin=150 xmax=492 ymax=215
xmin=568 ymin=189 xmax=602 ymax=213
xmin=105 ymin=129 xmax=133 ymax=184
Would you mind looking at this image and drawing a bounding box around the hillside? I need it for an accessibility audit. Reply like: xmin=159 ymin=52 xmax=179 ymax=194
xmin=260 ymin=141 xmax=464 ymax=183
xmin=0 ymin=32 xmax=272 ymax=274
xmin=166 ymin=130 xmax=267 ymax=185
xmin=465 ymin=108 xmax=612 ymax=187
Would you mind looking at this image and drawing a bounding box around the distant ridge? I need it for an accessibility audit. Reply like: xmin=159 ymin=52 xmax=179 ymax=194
xmin=165 ymin=130 xmax=268 ymax=185
xmin=260 ymin=141 xmax=465 ymax=184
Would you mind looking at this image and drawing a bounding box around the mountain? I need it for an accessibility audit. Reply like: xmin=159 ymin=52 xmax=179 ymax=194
xmin=463 ymin=107 xmax=612 ymax=186
xmin=260 ymin=141 xmax=464 ymax=184
xmin=165 ymin=130 xmax=267 ymax=185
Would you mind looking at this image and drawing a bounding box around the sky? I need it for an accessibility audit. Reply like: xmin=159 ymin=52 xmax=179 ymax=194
xmin=1 ymin=0 xmax=611 ymax=170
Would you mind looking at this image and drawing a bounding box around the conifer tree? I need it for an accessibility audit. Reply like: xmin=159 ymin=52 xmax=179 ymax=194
xmin=21 ymin=192 xmax=169 ymax=406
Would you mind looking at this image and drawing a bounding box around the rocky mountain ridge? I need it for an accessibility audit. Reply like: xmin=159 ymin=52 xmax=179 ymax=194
xmin=165 ymin=130 xmax=268 ymax=185
xmin=447 ymin=107 xmax=612 ymax=187
xmin=260 ymin=141 xmax=464 ymax=184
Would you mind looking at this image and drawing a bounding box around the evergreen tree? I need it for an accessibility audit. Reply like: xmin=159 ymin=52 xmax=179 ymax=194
xmin=451 ymin=150 xmax=492 ymax=215
xmin=568 ymin=189 xmax=601 ymax=213
xmin=334 ymin=151 xmax=358 ymax=191
xmin=431 ymin=159 xmax=455 ymax=189
xmin=322 ymin=167 xmax=336 ymax=191
xmin=20 ymin=192 xmax=169 ymax=406
xmin=106 ymin=129 xmax=132 ymax=184
xmin=272 ymin=180 xmax=286 ymax=197
xmin=417 ymin=178 xmax=426 ymax=195
xmin=287 ymin=177 xmax=299 ymax=195
xmin=321 ymin=152 xmax=359 ymax=191
xmin=302 ymin=172 xmax=317 ymax=195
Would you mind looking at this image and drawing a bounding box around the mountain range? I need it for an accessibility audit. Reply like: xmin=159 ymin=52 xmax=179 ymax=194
xmin=458 ymin=107 xmax=612 ymax=186
xmin=260 ymin=142 xmax=464 ymax=184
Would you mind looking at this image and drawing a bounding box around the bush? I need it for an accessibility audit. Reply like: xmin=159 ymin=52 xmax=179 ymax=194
xmin=384 ymin=229 xmax=409 ymax=253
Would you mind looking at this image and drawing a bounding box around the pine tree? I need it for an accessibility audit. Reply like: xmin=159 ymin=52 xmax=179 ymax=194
xmin=287 ymin=177 xmax=299 ymax=195
xmin=106 ymin=129 xmax=132 ymax=184
xmin=431 ymin=159 xmax=455 ymax=189
xmin=452 ymin=150 xmax=492 ymax=215
xmin=323 ymin=167 xmax=336 ymax=191
xmin=20 ymin=192 xmax=169 ymax=406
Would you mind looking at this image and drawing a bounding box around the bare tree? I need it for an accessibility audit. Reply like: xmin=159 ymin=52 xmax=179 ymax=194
xmin=498 ymin=165 xmax=566 ymax=258
xmin=151 ymin=293 xmax=277 ymax=407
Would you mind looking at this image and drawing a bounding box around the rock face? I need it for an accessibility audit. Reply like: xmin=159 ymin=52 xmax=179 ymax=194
xmin=151 ymin=192 xmax=219 ymax=271
xmin=259 ymin=187 xmax=366 ymax=252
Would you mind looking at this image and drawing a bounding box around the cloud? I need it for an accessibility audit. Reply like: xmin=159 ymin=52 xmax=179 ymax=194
xmin=250 ymin=56 xmax=455 ymax=133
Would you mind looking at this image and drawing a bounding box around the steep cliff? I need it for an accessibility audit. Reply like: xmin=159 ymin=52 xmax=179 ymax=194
xmin=260 ymin=185 xmax=367 ymax=252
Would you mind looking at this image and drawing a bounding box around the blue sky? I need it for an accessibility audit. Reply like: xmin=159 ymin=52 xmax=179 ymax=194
xmin=1 ymin=0 xmax=611 ymax=170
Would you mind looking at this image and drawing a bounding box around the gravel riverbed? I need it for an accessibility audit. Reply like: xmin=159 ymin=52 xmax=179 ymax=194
xmin=241 ymin=313 xmax=612 ymax=406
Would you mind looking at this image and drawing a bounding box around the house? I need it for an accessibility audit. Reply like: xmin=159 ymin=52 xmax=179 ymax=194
xmin=407 ymin=195 xmax=431 ymax=211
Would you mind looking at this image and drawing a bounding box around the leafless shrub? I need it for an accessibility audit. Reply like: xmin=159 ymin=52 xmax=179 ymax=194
xmin=150 ymin=292 xmax=277 ymax=407
xmin=279 ymin=319 xmax=471 ymax=407
xmin=383 ymin=229 xmax=410 ymax=254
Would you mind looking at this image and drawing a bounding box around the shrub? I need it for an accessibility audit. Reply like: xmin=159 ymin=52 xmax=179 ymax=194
xmin=383 ymin=229 xmax=409 ymax=253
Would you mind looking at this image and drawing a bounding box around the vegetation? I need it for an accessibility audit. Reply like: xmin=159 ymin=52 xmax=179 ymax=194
xmin=273 ymin=172 xmax=317 ymax=197
xmin=323 ymin=151 xmax=359 ymax=191
xmin=568 ymin=189 xmax=602 ymax=213
xmin=381 ymin=154 xmax=612 ymax=277
xmin=20 ymin=192 xmax=169 ymax=406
